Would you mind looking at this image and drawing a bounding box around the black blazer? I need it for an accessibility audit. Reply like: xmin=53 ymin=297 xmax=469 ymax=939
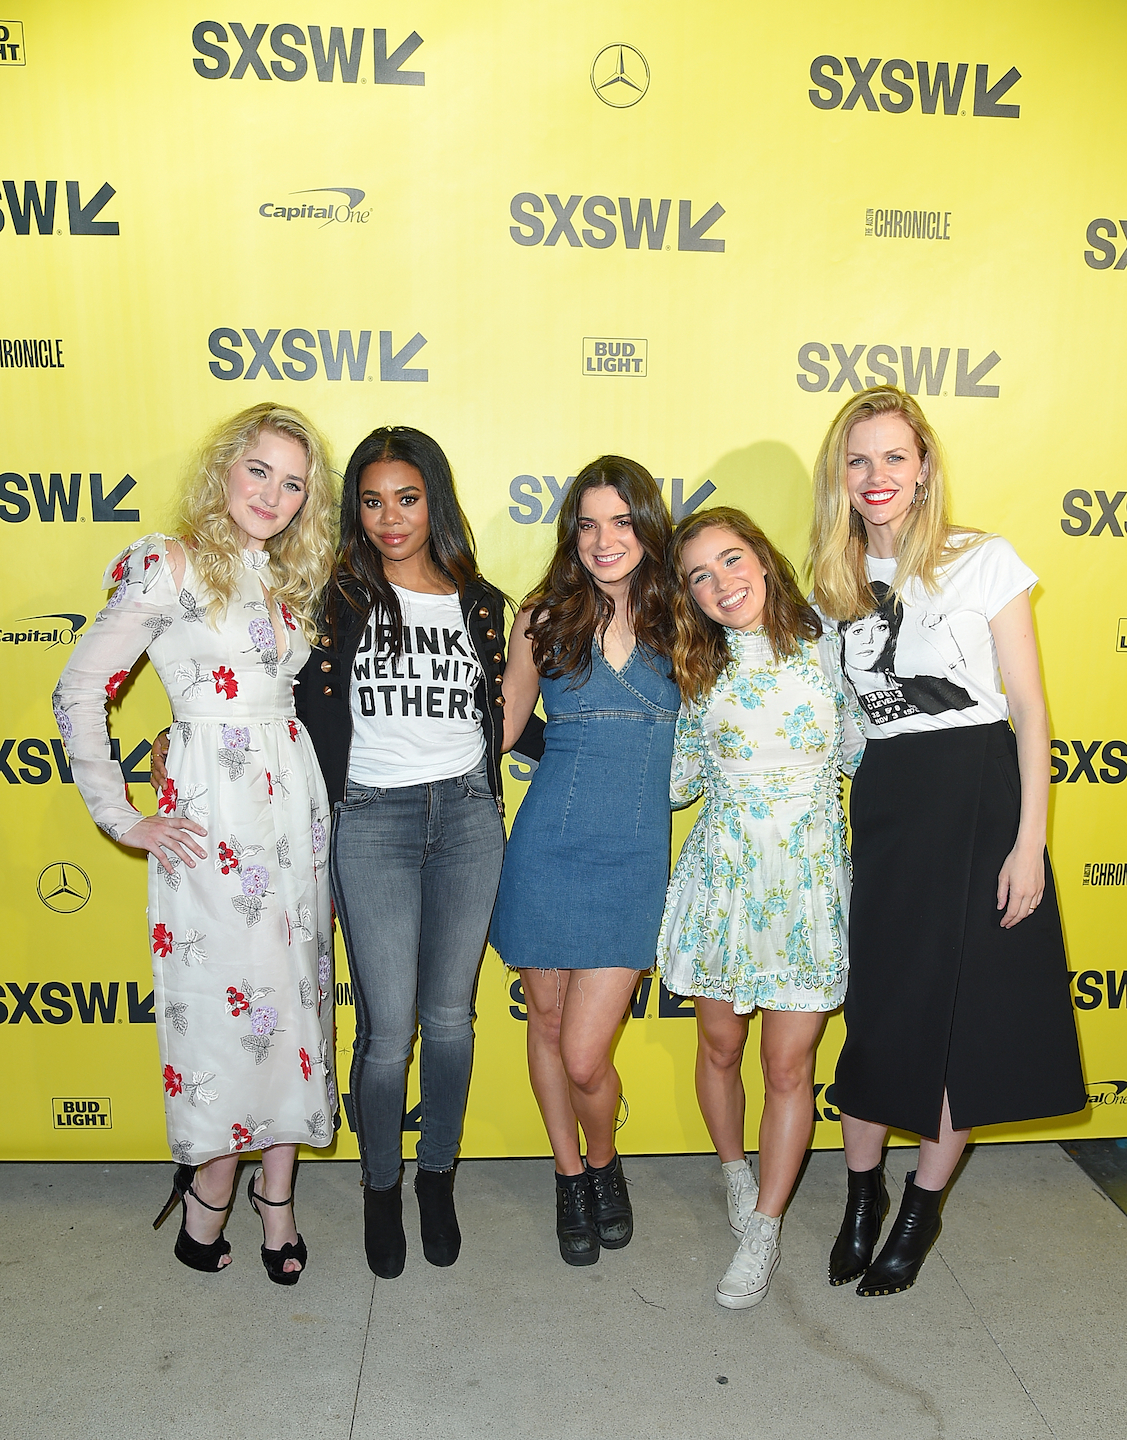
xmin=294 ymin=578 xmax=539 ymax=812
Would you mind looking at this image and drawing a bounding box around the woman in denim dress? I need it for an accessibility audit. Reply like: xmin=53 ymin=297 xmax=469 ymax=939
xmin=491 ymin=456 xmax=679 ymax=1265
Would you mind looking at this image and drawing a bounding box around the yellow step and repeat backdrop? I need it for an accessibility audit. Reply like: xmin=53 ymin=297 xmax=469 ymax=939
xmin=2 ymin=0 xmax=1125 ymax=1160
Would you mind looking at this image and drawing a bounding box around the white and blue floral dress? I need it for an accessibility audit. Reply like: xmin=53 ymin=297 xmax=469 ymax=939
xmin=658 ymin=629 xmax=864 ymax=1014
xmin=53 ymin=534 xmax=337 ymax=1165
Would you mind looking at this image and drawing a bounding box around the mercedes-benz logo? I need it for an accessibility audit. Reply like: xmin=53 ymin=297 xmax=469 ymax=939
xmin=37 ymin=862 xmax=92 ymax=914
xmin=591 ymin=44 xmax=650 ymax=108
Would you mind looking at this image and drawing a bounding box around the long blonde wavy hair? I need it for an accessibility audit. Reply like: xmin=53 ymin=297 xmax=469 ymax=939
xmin=175 ymin=403 xmax=338 ymax=639
xmin=809 ymin=386 xmax=983 ymax=622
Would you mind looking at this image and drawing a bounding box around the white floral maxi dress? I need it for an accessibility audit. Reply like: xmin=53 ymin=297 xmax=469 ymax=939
xmin=658 ymin=629 xmax=864 ymax=1014
xmin=53 ymin=534 xmax=337 ymax=1165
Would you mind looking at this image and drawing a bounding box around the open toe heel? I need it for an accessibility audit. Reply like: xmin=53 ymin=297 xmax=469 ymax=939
xmin=247 ymin=1168 xmax=308 ymax=1286
xmin=153 ymin=1163 xmax=234 ymax=1274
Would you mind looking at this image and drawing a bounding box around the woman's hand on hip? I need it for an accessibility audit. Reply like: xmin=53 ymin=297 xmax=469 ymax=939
xmin=996 ymin=841 xmax=1045 ymax=928
xmin=120 ymin=815 xmax=208 ymax=875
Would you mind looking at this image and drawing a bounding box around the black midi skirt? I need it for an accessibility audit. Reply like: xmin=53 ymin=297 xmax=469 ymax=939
xmin=836 ymin=720 xmax=1086 ymax=1139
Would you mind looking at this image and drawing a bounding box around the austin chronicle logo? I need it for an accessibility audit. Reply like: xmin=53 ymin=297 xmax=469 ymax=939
xmin=1117 ymin=618 xmax=1127 ymax=654
xmin=37 ymin=862 xmax=91 ymax=913
xmin=591 ymin=44 xmax=649 ymax=107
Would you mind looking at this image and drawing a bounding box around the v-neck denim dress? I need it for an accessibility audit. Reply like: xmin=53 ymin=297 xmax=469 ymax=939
xmin=490 ymin=645 xmax=680 ymax=970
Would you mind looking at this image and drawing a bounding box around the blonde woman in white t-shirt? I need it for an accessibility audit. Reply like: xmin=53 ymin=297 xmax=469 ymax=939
xmin=809 ymin=387 xmax=1084 ymax=1297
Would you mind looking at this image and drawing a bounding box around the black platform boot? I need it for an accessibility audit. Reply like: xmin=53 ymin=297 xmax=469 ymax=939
xmin=856 ymin=1171 xmax=943 ymax=1296
xmin=585 ymin=1153 xmax=633 ymax=1249
xmin=415 ymin=1166 xmax=461 ymax=1267
xmin=555 ymin=1171 xmax=600 ymax=1266
xmin=828 ymin=1163 xmax=889 ymax=1286
xmin=364 ymin=1174 xmax=407 ymax=1279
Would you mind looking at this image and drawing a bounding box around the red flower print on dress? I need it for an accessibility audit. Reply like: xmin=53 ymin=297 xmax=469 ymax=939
xmin=288 ymin=720 xmax=299 ymax=742
xmin=152 ymin=923 xmax=174 ymax=957
xmin=265 ymin=771 xmax=274 ymax=799
xmin=105 ymin=670 xmax=129 ymax=700
xmin=226 ymin=985 xmax=250 ymax=1017
xmin=230 ymin=1121 xmax=254 ymax=1151
xmin=217 ymin=841 xmax=240 ymax=875
xmin=299 ymin=1047 xmax=312 ymax=1080
xmin=143 ymin=551 xmax=159 ymax=571
xmin=157 ymin=778 xmax=178 ymax=815
xmin=279 ymin=602 xmax=297 ymax=631
xmin=111 ymin=556 xmax=127 ymax=584
xmin=163 ymin=1064 xmax=183 ymax=1097
xmin=213 ymin=666 xmax=238 ymax=699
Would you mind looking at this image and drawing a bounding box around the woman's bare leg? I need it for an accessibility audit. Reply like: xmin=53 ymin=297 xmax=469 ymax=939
xmin=840 ymin=1112 xmax=888 ymax=1170
xmin=915 ymin=1092 xmax=970 ymax=1190
xmin=521 ymin=968 xmax=583 ymax=1174
xmin=756 ymin=1010 xmax=826 ymax=1217
xmin=693 ymin=997 xmax=751 ymax=1162
xmin=557 ymin=967 xmax=640 ymax=1169
xmin=185 ymin=1153 xmax=239 ymax=1267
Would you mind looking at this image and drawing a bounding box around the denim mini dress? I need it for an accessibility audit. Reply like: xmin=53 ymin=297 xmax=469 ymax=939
xmin=490 ymin=645 xmax=680 ymax=970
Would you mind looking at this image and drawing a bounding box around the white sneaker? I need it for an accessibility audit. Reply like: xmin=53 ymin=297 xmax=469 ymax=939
xmin=716 ymin=1212 xmax=780 ymax=1309
xmin=721 ymin=1158 xmax=759 ymax=1238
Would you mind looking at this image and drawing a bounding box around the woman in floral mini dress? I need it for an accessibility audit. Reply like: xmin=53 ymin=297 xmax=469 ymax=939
xmin=657 ymin=507 xmax=863 ymax=1310
xmin=54 ymin=403 xmax=338 ymax=1282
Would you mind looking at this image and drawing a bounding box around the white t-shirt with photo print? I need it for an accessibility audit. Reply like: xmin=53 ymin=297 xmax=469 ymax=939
xmin=831 ymin=534 xmax=1037 ymax=741
xmin=348 ymin=584 xmax=485 ymax=787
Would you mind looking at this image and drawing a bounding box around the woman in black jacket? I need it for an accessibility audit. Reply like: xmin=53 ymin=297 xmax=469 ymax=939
xmin=296 ymin=426 xmax=526 ymax=1279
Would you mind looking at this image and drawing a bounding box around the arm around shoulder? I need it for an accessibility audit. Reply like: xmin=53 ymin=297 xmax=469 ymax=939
xmin=501 ymin=606 xmax=542 ymax=753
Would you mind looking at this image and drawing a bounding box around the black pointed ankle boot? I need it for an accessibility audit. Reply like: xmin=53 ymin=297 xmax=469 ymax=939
xmin=828 ymin=1163 xmax=889 ymax=1286
xmin=364 ymin=1174 xmax=406 ymax=1279
xmin=415 ymin=1166 xmax=461 ymax=1267
xmin=856 ymin=1171 xmax=943 ymax=1296
xmin=555 ymin=1171 xmax=600 ymax=1266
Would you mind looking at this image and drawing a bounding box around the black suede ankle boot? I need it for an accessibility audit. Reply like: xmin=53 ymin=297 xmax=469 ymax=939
xmin=856 ymin=1171 xmax=943 ymax=1296
xmin=364 ymin=1175 xmax=406 ymax=1279
xmin=415 ymin=1166 xmax=461 ymax=1267
xmin=555 ymin=1171 xmax=600 ymax=1266
xmin=828 ymin=1162 xmax=889 ymax=1286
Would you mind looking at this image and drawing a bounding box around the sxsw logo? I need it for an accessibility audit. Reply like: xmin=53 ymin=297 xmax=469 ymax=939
xmin=583 ymin=338 xmax=647 ymax=376
xmin=1084 ymin=220 xmax=1127 ymax=270
xmin=797 ymin=343 xmax=1000 ymax=397
xmin=207 ymin=328 xmax=427 ymax=382
xmin=258 ymin=187 xmax=371 ymax=227
xmin=1050 ymin=740 xmax=1127 ymax=784
xmin=1 ymin=737 xmax=152 ymax=784
xmin=0 ymin=181 xmax=118 ymax=235
xmin=1070 ymin=974 xmax=1127 ymax=1011
xmin=0 ymin=473 xmax=139 ymax=523
xmin=509 ymin=472 xmax=716 ymax=526
xmin=1060 ymin=490 xmax=1126 ymax=536
xmin=0 ymin=981 xmax=154 ymax=1024
xmin=510 ymin=195 xmax=724 ymax=251
xmin=192 ymin=23 xmax=423 ymax=84
xmin=809 ymin=57 xmax=1021 ymax=117
xmin=0 ymin=21 xmax=24 ymax=64
xmin=53 ymin=1098 xmax=112 ymax=1129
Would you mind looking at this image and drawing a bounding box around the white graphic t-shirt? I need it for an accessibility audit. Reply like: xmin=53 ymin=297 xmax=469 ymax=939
xmin=348 ymin=584 xmax=485 ymax=787
xmin=831 ymin=534 xmax=1037 ymax=740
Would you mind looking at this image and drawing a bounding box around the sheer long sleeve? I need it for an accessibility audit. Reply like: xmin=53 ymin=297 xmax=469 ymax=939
xmin=670 ymin=703 xmax=706 ymax=808
xmin=816 ymin=630 xmax=866 ymax=777
xmin=52 ymin=535 xmax=179 ymax=841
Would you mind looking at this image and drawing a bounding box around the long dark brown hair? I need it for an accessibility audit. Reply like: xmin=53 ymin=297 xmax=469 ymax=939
xmin=669 ymin=507 xmax=821 ymax=702
xmin=323 ymin=426 xmax=480 ymax=655
xmin=526 ymin=456 xmax=673 ymax=681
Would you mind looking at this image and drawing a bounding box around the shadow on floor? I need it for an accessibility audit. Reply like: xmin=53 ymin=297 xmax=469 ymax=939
xmin=1060 ymin=1138 xmax=1127 ymax=1214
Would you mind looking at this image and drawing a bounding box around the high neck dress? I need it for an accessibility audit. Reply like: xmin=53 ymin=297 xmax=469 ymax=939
xmin=53 ymin=534 xmax=337 ymax=1165
xmin=658 ymin=629 xmax=862 ymax=1013
xmin=490 ymin=644 xmax=680 ymax=969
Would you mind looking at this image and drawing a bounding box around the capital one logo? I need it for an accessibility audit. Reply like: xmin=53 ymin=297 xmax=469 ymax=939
xmin=192 ymin=22 xmax=423 ymax=84
xmin=809 ymin=57 xmax=1021 ymax=117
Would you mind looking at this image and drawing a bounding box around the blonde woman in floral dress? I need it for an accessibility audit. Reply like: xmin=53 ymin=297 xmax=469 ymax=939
xmin=53 ymin=403 xmax=338 ymax=1283
xmin=658 ymin=507 xmax=863 ymax=1309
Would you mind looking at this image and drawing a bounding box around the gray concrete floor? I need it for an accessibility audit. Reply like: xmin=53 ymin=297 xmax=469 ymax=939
xmin=1 ymin=1143 xmax=1123 ymax=1440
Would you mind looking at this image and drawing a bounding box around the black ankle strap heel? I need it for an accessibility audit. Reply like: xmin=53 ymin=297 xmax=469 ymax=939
xmin=247 ymin=1168 xmax=308 ymax=1286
